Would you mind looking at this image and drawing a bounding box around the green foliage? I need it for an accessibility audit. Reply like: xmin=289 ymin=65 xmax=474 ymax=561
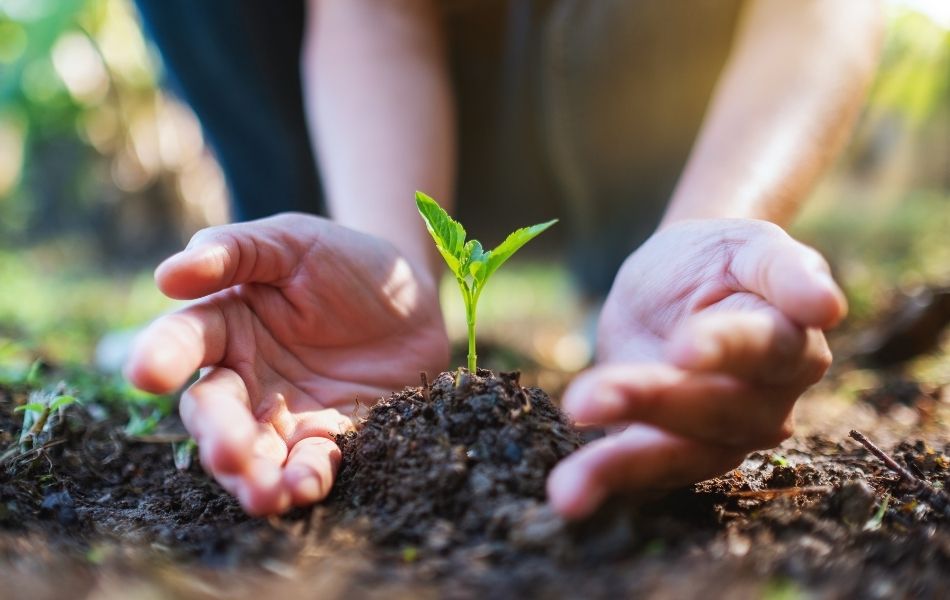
xmin=123 ymin=403 xmax=161 ymax=437
xmin=770 ymin=454 xmax=790 ymax=468
xmin=49 ymin=394 xmax=78 ymax=411
xmin=13 ymin=394 xmax=75 ymax=415
xmin=415 ymin=191 xmax=556 ymax=372
xmin=401 ymin=545 xmax=419 ymax=563
xmin=13 ymin=389 xmax=82 ymax=447
xmin=173 ymin=437 xmax=197 ymax=471
xmin=864 ymin=493 xmax=890 ymax=531
xmin=869 ymin=10 xmax=950 ymax=127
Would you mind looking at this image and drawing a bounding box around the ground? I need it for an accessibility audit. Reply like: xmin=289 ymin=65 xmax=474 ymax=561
xmin=0 ymin=191 xmax=948 ymax=599
xmin=1 ymin=339 xmax=947 ymax=599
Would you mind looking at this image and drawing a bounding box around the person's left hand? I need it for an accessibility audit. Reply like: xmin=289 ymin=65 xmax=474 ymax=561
xmin=547 ymin=219 xmax=847 ymax=519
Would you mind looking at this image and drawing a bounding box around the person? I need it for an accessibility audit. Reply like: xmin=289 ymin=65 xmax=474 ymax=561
xmin=123 ymin=0 xmax=882 ymax=517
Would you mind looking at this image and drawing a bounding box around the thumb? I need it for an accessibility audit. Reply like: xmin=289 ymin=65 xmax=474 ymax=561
xmin=156 ymin=213 xmax=322 ymax=299
xmin=729 ymin=224 xmax=848 ymax=329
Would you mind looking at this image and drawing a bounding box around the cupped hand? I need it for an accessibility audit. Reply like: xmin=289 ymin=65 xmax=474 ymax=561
xmin=125 ymin=214 xmax=449 ymax=515
xmin=548 ymin=219 xmax=847 ymax=519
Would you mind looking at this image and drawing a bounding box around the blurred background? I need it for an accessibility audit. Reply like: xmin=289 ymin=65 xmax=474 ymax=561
xmin=0 ymin=0 xmax=947 ymax=384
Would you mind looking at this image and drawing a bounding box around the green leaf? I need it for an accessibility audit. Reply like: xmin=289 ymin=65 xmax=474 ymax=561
xmin=14 ymin=402 xmax=46 ymax=414
xmin=462 ymin=240 xmax=490 ymax=282
xmin=484 ymin=219 xmax=557 ymax=280
xmin=173 ymin=438 xmax=198 ymax=471
xmin=770 ymin=454 xmax=789 ymax=467
xmin=863 ymin=493 xmax=890 ymax=531
xmin=49 ymin=395 xmax=78 ymax=411
xmin=24 ymin=360 xmax=43 ymax=387
xmin=124 ymin=405 xmax=160 ymax=437
xmin=415 ymin=191 xmax=466 ymax=276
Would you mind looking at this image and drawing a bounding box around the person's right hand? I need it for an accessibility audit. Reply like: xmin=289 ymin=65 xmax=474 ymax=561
xmin=124 ymin=213 xmax=449 ymax=515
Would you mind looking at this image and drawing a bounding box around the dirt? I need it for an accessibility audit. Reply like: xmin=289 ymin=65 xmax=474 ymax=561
xmin=1 ymin=366 xmax=949 ymax=599
xmin=331 ymin=370 xmax=581 ymax=549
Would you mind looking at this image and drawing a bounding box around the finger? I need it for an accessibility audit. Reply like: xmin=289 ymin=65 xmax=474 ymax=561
xmin=155 ymin=214 xmax=315 ymax=300
xmin=666 ymin=309 xmax=832 ymax=386
xmin=729 ymin=226 xmax=847 ymax=328
xmin=288 ymin=406 xmax=354 ymax=445
xmin=547 ymin=424 xmax=746 ymax=519
xmin=219 ymin=458 xmax=292 ymax=516
xmin=179 ymin=367 xmax=258 ymax=475
xmin=124 ymin=303 xmax=227 ymax=393
xmin=283 ymin=437 xmax=342 ymax=505
xmin=562 ymin=363 xmax=795 ymax=448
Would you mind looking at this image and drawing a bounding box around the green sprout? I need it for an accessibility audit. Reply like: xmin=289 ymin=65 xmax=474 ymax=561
xmin=415 ymin=191 xmax=556 ymax=373
xmin=123 ymin=404 xmax=162 ymax=437
xmin=14 ymin=393 xmax=78 ymax=446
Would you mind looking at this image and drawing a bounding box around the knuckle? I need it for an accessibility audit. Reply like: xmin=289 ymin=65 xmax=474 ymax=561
xmin=754 ymin=220 xmax=786 ymax=238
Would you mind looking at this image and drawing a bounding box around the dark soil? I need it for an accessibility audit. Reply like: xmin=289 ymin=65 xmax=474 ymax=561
xmin=332 ymin=370 xmax=581 ymax=549
xmin=1 ymin=366 xmax=948 ymax=599
xmin=0 ymin=383 xmax=301 ymax=570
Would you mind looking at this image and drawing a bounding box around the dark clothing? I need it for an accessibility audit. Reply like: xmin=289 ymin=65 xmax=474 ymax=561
xmin=135 ymin=0 xmax=744 ymax=295
xmin=135 ymin=1 xmax=323 ymax=221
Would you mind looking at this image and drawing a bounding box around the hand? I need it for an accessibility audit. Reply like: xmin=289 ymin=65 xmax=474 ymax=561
xmin=547 ymin=219 xmax=846 ymax=519
xmin=125 ymin=214 xmax=449 ymax=515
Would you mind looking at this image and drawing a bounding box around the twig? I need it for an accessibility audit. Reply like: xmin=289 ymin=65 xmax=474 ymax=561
xmin=849 ymin=430 xmax=950 ymax=519
xmin=726 ymin=486 xmax=832 ymax=499
xmin=849 ymin=430 xmax=918 ymax=482
xmin=419 ymin=371 xmax=430 ymax=402
xmin=1 ymin=438 xmax=68 ymax=467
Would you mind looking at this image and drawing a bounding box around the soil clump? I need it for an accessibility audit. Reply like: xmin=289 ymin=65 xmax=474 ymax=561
xmin=331 ymin=370 xmax=582 ymax=548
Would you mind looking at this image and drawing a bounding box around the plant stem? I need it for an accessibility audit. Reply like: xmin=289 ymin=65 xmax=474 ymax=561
xmin=458 ymin=278 xmax=478 ymax=373
xmin=467 ymin=314 xmax=477 ymax=373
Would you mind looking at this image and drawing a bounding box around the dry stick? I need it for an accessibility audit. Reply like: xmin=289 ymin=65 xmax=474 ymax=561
xmin=849 ymin=430 xmax=950 ymax=519
xmin=419 ymin=371 xmax=430 ymax=402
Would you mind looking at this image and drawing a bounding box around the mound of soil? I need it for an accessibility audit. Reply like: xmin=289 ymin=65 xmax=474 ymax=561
xmin=331 ymin=370 xmax=582 ymax=548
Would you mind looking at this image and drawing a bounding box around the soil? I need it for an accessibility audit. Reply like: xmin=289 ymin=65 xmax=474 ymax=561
xmin=1 ymin=365 xmax=948 ymax=599
xmin=331 ymin=370 xmax=582 ymax=549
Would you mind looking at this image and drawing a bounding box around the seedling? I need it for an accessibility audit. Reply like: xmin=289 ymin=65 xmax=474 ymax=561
xmin=415 ymin=191 xmax=556 ymax=372
xmin=173 ymin=438 xmax=198 ymax=471
xmin=14 ymin=392 xmax=78 ymax=446
xmin=124 ymin=403 xmax=162 ymax=437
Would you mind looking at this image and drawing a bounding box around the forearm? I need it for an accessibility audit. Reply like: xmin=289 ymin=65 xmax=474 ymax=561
xmin=302 ymin=0 xmax=455 ymax=277
xmin=660 ymin=0 xmax=883 ymax=227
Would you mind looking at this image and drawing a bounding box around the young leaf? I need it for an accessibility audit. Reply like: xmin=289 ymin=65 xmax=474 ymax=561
xmin=173 ymin=438 xmax=198 ymax=471
xmin=463 ymin=240 xmax=490 ymax=282
xmin=49 ymin=395 xmax=78 ymax=411
xmin=14 ymin=402 xmax=46 ymax=414
xmin=484 ymin=219 xmax=557 ymax=280
xmin=415 ymin=192 xmax=466 ymax=275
